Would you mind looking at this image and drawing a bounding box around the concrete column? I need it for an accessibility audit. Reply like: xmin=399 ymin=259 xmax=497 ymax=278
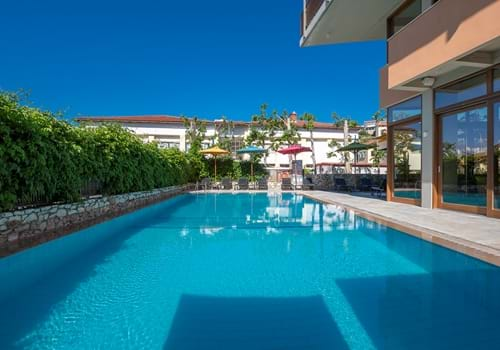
xmin=180 ymin=134 xmax=186 ymax=152
xmin=421 ymin=89 xmax=434 ymax=209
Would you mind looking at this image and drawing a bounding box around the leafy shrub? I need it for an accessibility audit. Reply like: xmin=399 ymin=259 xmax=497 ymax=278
xmin=0 ymin=92 xmax=196 ymax=211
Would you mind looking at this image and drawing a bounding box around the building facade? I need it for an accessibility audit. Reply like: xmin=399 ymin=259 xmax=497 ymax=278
xmin=301 ymin=0 xmax=500 ymax=218
xmin=76 ymin=114 xmax=387 ymax=176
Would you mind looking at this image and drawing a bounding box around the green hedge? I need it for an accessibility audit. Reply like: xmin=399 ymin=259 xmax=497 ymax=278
xmin=0 ymin=93 xmax=197 ymax=211
xmin=204 ymin=157 xmax=267 ymax=180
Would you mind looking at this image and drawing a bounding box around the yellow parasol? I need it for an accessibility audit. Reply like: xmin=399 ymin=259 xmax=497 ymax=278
xmin=200 ymin=146 xmax=230 ymax=178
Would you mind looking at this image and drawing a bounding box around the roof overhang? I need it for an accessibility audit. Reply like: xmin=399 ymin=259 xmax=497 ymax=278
xmin=301 ymin=0 xmax=405 ymax=47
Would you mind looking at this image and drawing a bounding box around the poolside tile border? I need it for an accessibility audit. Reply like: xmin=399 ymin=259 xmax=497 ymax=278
xmin=300 ymin=192 xmax=500 ymax=267
xmin=0 ymin=185 xmax=193 ymax=258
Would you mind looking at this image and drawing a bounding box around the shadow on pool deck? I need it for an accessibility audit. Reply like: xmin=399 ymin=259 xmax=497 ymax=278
xmin=336 ymin=269 xmax=500 ymax=350
xmin=164 ymin=294 xmax=348 ymax=350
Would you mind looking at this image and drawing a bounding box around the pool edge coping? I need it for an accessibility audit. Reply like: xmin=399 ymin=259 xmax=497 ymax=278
xmin=300 ymin=191 xmax=500 ymax=267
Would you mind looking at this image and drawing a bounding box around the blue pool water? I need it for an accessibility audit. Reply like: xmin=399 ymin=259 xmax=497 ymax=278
xmin=1 ymin=193 xmax=500 ymax=349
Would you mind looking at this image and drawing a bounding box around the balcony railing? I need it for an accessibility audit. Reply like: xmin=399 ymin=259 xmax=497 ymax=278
xmin=300 ymin=0 xmax=325 ymax=36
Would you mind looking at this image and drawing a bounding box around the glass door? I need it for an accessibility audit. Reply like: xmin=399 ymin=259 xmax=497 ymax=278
xmin=438 ymin=105 xmax=488 ymax=213
xmin=391 ymin=121 xmax=422 ymax=203
xmin=493 ymin=102 xmax=500 ymax=216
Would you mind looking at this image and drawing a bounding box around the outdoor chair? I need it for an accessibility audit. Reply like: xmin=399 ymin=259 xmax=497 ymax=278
xmin=238 ymin=178 xmax=249 ymax=190
xmin=333 ymin=178 xmax=352 ymax=192
xmin=221 ymin=177 xmax=233 ymax=190
xmin=357 ymin=177 xmax=373 ymax=192
xmin=200 ymin=178 xmax=211 ymax=191
xmin=257 ymin=178 xmax=268 ymax=190
xmin=281 ymin=177 xmax=292 ymax=191
xmin=371 ymin=179 xmax=387 ymax=198
xmin=303 ymin=177 xmax=315 ymax=190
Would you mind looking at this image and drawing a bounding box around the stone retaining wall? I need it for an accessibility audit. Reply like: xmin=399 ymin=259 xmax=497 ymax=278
xmin=311 ymin=174 xmax=386 ymax=191
xmin=0 ymin=185 xmax=192 ymax=257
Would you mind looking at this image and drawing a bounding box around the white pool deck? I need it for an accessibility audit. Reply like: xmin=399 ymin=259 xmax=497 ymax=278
xmin=192 ymin=189 xmax=500 ymax=266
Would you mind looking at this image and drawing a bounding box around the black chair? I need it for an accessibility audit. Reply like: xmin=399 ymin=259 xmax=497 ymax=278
xmin=371 ymin=179 xmax=387 ymax=197
xmin=221 ymin=178 xmax=233 ymax=190
xmin=281 ymin=177 xmax=292 ymax=190
xmin=238 ymin=178 xmax=249 ymax=190
xmin=333 ymin=178 xmax=352 ymax=192
xmin=357 ymin=178 xmax=373 ymax=192
xmin=303 ymin=177 xmax=315 ymax=190
xmin=257 ymin=178 xmax=268 ymax=190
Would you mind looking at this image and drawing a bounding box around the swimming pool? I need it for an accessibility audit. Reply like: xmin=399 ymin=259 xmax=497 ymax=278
xmin=1 ymin=193 xmax=499 ymax=349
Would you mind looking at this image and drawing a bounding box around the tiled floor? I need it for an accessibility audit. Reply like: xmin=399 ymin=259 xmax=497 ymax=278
xmin=301 ymin=190 xmax=500 ymax=266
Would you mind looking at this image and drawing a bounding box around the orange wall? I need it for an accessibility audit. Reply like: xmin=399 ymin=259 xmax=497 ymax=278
xmin=379 ymin=66 xmax=419 ymax=108
xmin=387 ymin=0 xmax=500 ymax=89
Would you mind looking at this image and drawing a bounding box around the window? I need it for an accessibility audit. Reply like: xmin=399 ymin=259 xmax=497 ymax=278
xmin=441 ymin=106 xmax=488 ymax=207
xmin=392 ymin=121 xmax=422 ymax=200
xmin=388 ymin=0 xmax=422 ymax=37
xmin=388 ymin=96 xmax=422 ymax=123
xmin=494 ymin=103 xmax=500 ymax=210
xmin=494 ymin=69 xmax=500 ymax=92
xmin=158 ymin=142 xmax=180 ymax=150
xmin=435 ymin=74 xmax=487 ymax=109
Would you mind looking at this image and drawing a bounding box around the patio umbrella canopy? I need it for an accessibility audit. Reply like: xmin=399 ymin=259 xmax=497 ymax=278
xmin=200 ymin=146 xmax=230 ymax=178
xmin=278 ymin=144 xmax=312 ymax=188
xmin=236 ymin=146 xmax=267 ymax=179
xmin=336 ymin=141 xmax=374 ymax=174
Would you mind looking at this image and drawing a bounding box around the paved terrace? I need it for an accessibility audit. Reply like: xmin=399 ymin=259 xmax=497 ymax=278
xmin=301 ymin=191 xmax=500 ymax=267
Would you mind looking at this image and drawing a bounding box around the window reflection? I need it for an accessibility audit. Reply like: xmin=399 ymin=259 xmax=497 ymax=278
xmin=441 ymin=107 xmax=488 ymax=207
xmin=388 ymin=0 xmax=422 ymax=37
xmin=494 ymin=103 xmax=500 ymax=210
xmin=435 ymin=74 xmax=487 ymax=109
xmin=494 ymin=70 xmax=500 ymax=93
xmin=388 ymin=96 xmax=422 ymax=123
xmin=392 ymin=122 xmax=422 ymax=200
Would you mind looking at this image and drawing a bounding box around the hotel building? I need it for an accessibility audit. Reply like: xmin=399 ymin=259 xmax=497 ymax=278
xmin=301 ymin=0 xmax=500 ymax=218
xmin=76 ymin=114 xmax=387 ymax=176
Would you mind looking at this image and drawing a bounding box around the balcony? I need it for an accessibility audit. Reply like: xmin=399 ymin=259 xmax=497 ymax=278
xmin=300 ymin=0 xmax=403 ymax=47
xmin=386 ymin=0 xmax=500 ymax=91
xmin=300 ymin=0 xmax=325 ymax=37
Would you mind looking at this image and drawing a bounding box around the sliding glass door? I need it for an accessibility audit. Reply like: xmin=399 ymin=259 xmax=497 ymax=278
xmin=392 ymin=121 xmax=422 ymax=201
xmin=494 ymin=102 xmax=500 ymax=213
xmin=439 ymin=106 xmax=488 ymax=211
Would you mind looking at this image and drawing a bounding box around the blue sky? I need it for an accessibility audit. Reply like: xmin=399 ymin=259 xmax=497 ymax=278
xmin=0 ymin=0 xmax=386 ymax=123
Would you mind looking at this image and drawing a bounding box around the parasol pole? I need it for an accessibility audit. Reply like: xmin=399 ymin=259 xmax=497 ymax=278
xmin=214 ymin=155 xmax=217 ymax=179
xmin=294 ymin=153 xmax=297 ymax=191
xmin=251 ymin=156 xmax=254 ymax=180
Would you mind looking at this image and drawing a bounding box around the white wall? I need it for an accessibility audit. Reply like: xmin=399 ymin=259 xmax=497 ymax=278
xmin=83 ymin=121 xmax=386 ymax=173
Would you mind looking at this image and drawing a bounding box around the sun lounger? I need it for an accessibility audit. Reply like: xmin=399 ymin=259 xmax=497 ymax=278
xmin=238 ymin=178 xmax=249 ymax=190
xmin=281 ymin=178 xmax=292 ymax=191
xmin=357 ymin=177 xmax=373 ymax=192
xmin=257 ymin=178 xmax=268 ymax=190
xmin=221 ymin=178 xmax=233 ymax=190
xmin=333 ymin=178 xmax=352 ymax=192
xmin=371 ymin=179 xmax=387 ymax=197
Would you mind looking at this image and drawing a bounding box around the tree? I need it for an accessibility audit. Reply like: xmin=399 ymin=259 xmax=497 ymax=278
xmin=370 ymin=146 xmax=386 ymax=175
xmin=250 ymin=104 xmax=300 ymax=151
xmin=182 ymin=116 xmax=207 ymax=154
xmin=371 ymin=109 xmax=387 ymax=122
xmin=300 ymin=112 xmax=317 ymax=174
xmin=327 ymin=138 xmax=351 ymax=164
xmin=331 ymin=112 xmax=359 ymax=128
xmin=213 ymin=116 xmax=234 ymax=151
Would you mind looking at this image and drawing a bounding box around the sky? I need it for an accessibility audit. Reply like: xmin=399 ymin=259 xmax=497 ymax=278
xmin=0 ymin=0 xmax=387 ymax=123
